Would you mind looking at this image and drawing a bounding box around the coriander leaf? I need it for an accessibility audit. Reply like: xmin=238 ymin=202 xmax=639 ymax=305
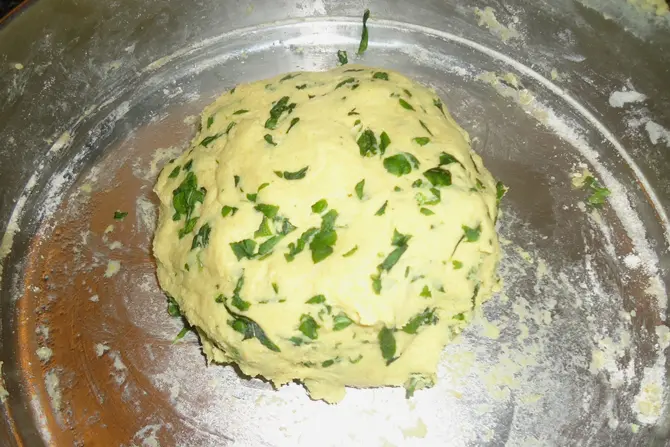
xmin=246 ymin=193 xmax=257 ymax=202
xmin=168 ymin=166 xmax=181 ymax=178
xmin=231 ymin=275 xmax=251 ymax=311
xmin=258 ymin=182 xmax=269 ymax=192
xmin=342 ymin=246 xmax=358 ymax=257
xmin=254 ymin=203 xmax=279 ymax=219
xmin=348 ymin=108 xmax=359 ymax=116
xmin=378 ymin=326 xmax=396 ymax=365
xmin=399 ymin=98 xmax=415 ymax=111
xmin=335 ymin=77 xmax=357 ymax=89
xmin=357 ymin=9 xmax=370 ymax=55
xmin=403 ymin=88 xmax=413 ymax=98
xmin=373 ymin=71 xmax=389 ymax=80
xmin=404 ymin=373 xmax=434 ymax=398
xmin=379 ymin=131 xmax=391 ymax=155
xmin=166 ymin=295 xmax=181 ymax=317
xmin=496 ymin=181 xmax=507 ymax=205
xmin=423 ymin=167 xmax=452 ymax=187
xmin=581 ymin=176 xmax=610 ymax=208
xmin=254 ymin=217 xmax=273 ymax=238
xmin=310 ymin=229 xmax=337 ymax=263
xmin=296 ymin=84 xmax=307 ymax=90
xmin=306 ymin=294 xmax=326 ymax=304
xmin=337 ymin=50 xmax=348 ymax=65
xmin=287 ymin=117 xmax=300 ymax=134
xmin=379 ymin=245 xmax=408 ymax=272
xmin=230 ymin=239 xmax=257 ymax=260
xmin=277 ymin=218 xmax=297 ymax=236
xmin=355 ymin=179 xmax=365 ymax=199
xmin=285 ymin=227 xmax=319 ymax=262
xmin=412 ymin=179 xmax=423 ymax=188
xmin=178 ymin=217 xmax=198 ymax=239
xmin=391 ymin=229 xmax=411 ymax=246
xmin=280 ymin=73 xmax=299 ymax=82
xmin=272 ymin=283 xmax=279 ymax=294
xmin=227 ymin=308 xmax=280 ymax=352
xmin=233 ymin=109 xmax=249 ymax=115
xmin=200 ymin=134 xmax=221 ymax=147
xmin=173 ymin=326 xmax=191 ymax=343
xmin=172 ymin=171 xmax=205 ymax=225
xmin=206 ymin=116 xmax=214 ymax=129
xmin=439 ymin=152 xmax=462 ymax=167
xmin=375 ymin=200 xmax=388 ymax=216
xmin=321 ymin=359 xmax=336 ymax=368
xmin=357 ymin=129 xmax=378 ymax=157
xmin=299 ymin=314 xmax=320 ymax=340
xmin=402 ymin=308 xmax=438 ymax=334
xmin=371 ymin=273 xmax=382 ymax=294
xmin=311 ymin=199 xmax=328 ymax=214
xmin=114 ymin=211 xmax=128 ymax=220
xmin=413 ymin=137 xmax=430 ymax=146
xmin=383 ymin=154 xmax=412 ymax=177
xmin=471 ymin=283 xmax=480 ymax=308
xmin=419 ymin=120 xmax=434 ymax=136
xmin=420 ymin=207 xmax=434 ymax=216
xmin=264 ymin=134 xmax=277 ymax=146
xmin=191 ymin=223 xmax=211 ymax=250
xmin=333 ymin=313 xmax=354 ymax=331
xmin=234 ymin=175 xmax=241 ymax=187
xmin=320 ymin=209 xmax=339 ymax=231
xmin=265 ymin=96 xmax=291 ymax=129
xmin=282 ymin=166 xmax=309 ymax=180
xmin=349 ymin=354 xmax=363 ymax=364
xmin=462 ymin=224 xmax=481 ymax=242
xmin=420 ymin=285 xmax=432 ymax=298
xmin=453 ymin=313 xmax=466 ymax=321
xmin=258 ymin=235 xmax=284 ymax=256
xmin=289 ymin=336 xmax=306 ymax=346
xmin=452 ymin=260 xmax=463 ymax=269
xmin=433 ymin=98 xmax=445 ymax=115
xmin=225 ymin=121 xmax=236 ymax=134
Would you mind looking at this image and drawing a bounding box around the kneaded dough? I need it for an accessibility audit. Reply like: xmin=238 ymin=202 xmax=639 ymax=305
xmin=154 ymin=65 xmax=502 ymax=402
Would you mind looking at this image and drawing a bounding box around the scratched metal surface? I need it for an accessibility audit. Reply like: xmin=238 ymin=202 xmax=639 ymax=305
xmin=0 ymin=1 xmax=669 ymax=446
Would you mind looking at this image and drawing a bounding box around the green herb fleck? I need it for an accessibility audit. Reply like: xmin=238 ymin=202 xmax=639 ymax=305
xmin=419 ymin=120 xmax=434 ymax=136
xmin=420 ymin=207 xmax=434 ymax=216
xmin=172 ymin=172 xmax=205 ymax=231
xmin=309 ymin=210 xmax=339 ymax=263
xmin=373 ymin=72 xmax=389 ymax=80
xmin=402 ymin=308 xmax=438 ymax=334
xmin=306 ymin=295 xmax=326 ymax=304
xmin=265 ymin=96 xmax=293 ymax=129
xmin=246 ymin=193 xmax=257 ymax=202
xmin=234 ymin=175 xmax=241 ymax=187
xmin=258 ymin=235 xmax=284 ymax=256
xmin=285 ymin=227 xmax=319 ymax=262
xmin=439 ymin=152 xmax=462 ymax=167
xmin=581 ymin=176 xmax=610 ymax=207
xmin=191 ymin=223 xmax=211 ymax=250
xmin=420 ymin=285 xmax=432 ymax=298
xmin=272 ymin=283 xmax=279 ymax=294
xmin=333 ymin=313 xmax=354 ymax=331
xmin=379 ymin=131 xmax=391 ymax=155
xmin=452 ymin=260 xmax=463 ymax=269
xmin=357 ymin=129 xmax=378 ymax=158
xmin=168 ymin=166 xmax=181 ymax=178
xmin=383 ymin=153 xmax=419 ymax=177
xmin=233 ymin=109 xmax=249 ymax=115
xmin=399 ymin=98 xmax=415 ymax=111
xmin=114 ymin=211 xmax=128 ymax=220
xmin=281 ymin=166 xmax=309 ymax=180
xmin=264 ymin=134 xmax=277 ymax=146
xmin=167 ymin=295 xmax=181 ymax=317
xmin=225 ymin=121 xmax=236 ymax=134
xmin=343 ymin=246 xmax=358 ymax=257
xmin=230 ymin=274 xmax=251 ymax=311
xmin=349 ymin=354 xmax=363 ymax=364
xmin=206 ymin=116 xmax=214 ymax=129
xmin=311 ymin=199 xmax=328 ymax=214
xmin=335 ymin=77 xmax=357 ymax=89
xmin=413 ymin=137 xmax=430 ymax=146
xmin=375 ymin=200 xmax=388 ymax=216
xmin=254 ymin=217 xmax=273 ymax=238
xmin=378 ymin=326 xmax=396 ymax=365
xmin=462 ymin=224 xmax=481 ymax=242
xmin=299 ymin=314 xmax=320 ymax=340
xmin=321 ymin=359 xmax=336 ymax=368
xmin=496 ymin=181 xmax=507 ymax=205
xmin=174 ymin=326 xmax=191 ymax=343
xmin=453 ymin=313 xmax=466 ymax=321
xmin=287 ymin=117 xmax=300 ymax=134
xmin=230 ymin=239 xmax=257 ymax=260
xmin=423 ymin=167 xmax=452 ymax=186
xmin=337 ymin=50 xmax=348 ymax=65
xmin=357 ymin=9 xmax=370 ymax=55
xmin=200 ymin=134 xmax=222 ymax=147
xmin=226 ymin=304 xmax=280 ymax=352
xmin=433 ymin=98 xmax=445 ymax=115
xmin=254 ymin=203 xmax=279 ymax=219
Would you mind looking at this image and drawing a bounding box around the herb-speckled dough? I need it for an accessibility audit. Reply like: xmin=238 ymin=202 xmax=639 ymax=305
xmin=154 ymin=65 xmax=502 ymax=403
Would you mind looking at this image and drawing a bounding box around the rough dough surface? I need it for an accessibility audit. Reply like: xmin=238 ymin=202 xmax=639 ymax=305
xmin=153 ymin=65 xmax=502 ymax=402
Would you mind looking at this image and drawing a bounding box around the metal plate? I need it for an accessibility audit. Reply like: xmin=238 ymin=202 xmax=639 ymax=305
xmin=1 ymin=1 xmax=669 ymax=446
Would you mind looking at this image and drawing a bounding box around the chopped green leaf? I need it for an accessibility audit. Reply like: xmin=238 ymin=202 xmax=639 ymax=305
xmin=254 ymin=217 xmax=273 ymax=238
xmin=337 ymin=50 xmax=348 ymax=65
xmin=230 ymin=274 xmax=251 ymax=311
xmin=264 ymin=134 xmax=277 ymax=146
xmin=225 ymin=121 xmax=236 ymax=134
xmin=391 ymin=229 xmax=411 ymax=246
xmin=254 ymin=203 xmax=279 ymax=219
xmin=462 ymin=224 xmax=481 ymax=242
xmin=230 ymin=239 xmax=257 ymax=260
xmin=191 ymin=223 xmax=211 ymax=250
xmin=309 ymin=210 xmax=339 ymax=263
xmin=114 ymin=211 xmax=128 ymax=220
xmin=420 ymin=207 xmax=434 ymax=216
xmin=246 ymin=193 xmax=258 ymax=202
xmin=378 ymin=326 xmax=396 ymax=365
xmin=357 ymin=9 xmax=370 ymax=55
xmin=178 ymin=217 xmax=198 ymax=239
xmin=412 ymin=179 xmax=423 ymax=188
xmin=371 ymin=273 xmax=382 ymax=294
xmin=311 ymin=199 xmax=328 ymax=214
xmin=321 ymin=359 xmax=336 ymax=368
xmin=184 ymin=159 xmax=194 ymax=171
xmin=168 ymin=166 xmax=181 ymax=178
xmin=452 ymin=260 xmax=463 ymax=269
xmin=290 ymin=336 xmax=306 ymax=346
xmin=453 ymin=313 xmax=466 ymax=321
xmin=265 ymin=96 xmax=292 ymax=129
xmin=419 ymin=120 xmax=434 ymax=136
xmin=343 ymin=246 xmax=359 ymax=257
xmin=413 ymin=137 xmax=430 ymax=146
xmin=258 ymin=235 xmax=284 ymax=256
xmin=379 ymin=131 xmax=391 ymax=155
xmin=234 ymin=175 xmax=241 ymax=187
xmin=496 ymin=181 xmax=507 ymax=205
xmin=357 ymin=129 xmax=378 ymax=157
xmin=402 ymin=308 xmax=438 ymax=334
xmin=172 ymin=171 xmax=205 ymax=226
xmin=200 ymin=134 xmax=222 ymax=147
xmin=285 ymin=227 xmax=319 ymax=262
xmin=373 ymin=71 xmax=389 ymax=80
xmin=433 ymin=98 xmax=445 ymax=115
xmin=333 ymin=313 xmax=354 ymax=331
xmin=233 ymin=109 xmax=249 ymax=115
xmin=582 ymin=176 xmax=610 ymax=208
xmin=420 ymin=285 xmax=432 ymax=298
xmin=349 ymin=354 xmax=363 ymax=364
xmin=299 ymin=314 xmax=320 ymax=340
xmin=167 ymin=295 xmax=181 ymax=317
xmin=296 ymin=84 xmax=307 ymax=90
xmin=206 ymin=116 xmax=214 ymax=129
xmin=227 ymin=306 xmax=280 ymax=352
xmin=439 ymin=152 xmax=462 ymax=167
xmin=335 ymin=77 xmax=357 ymax=89
xmin=423 ymin=167 xmax=452 ymax=187
xmin=383 ymin=153 xmax=418 ymax=177
xmin=379 ymin=245 xmax=408 ymax=272
xmin=277 ymin=218 xmax=297 ymax=236
xmin=399 ymin=98 xmax=415 ymax=111
xmin=282 ymin=166 xmax=309 ymax=180
xmin=404 ymin=373 xmax=434 ymax=398
xmin=272 ymin=283 xmax=279 ymax=294
xmin=355 ymin=179 xmax=365 ymax=199
xmin=287 ymin=117 xmax=300 ymax=134
xmin=375 ymin=200 xmax=388 ymax=216
xmin=174 ymin=326 xmax=191 ymax=343
xmin=306 ymin=295 xmax=326 ymax=304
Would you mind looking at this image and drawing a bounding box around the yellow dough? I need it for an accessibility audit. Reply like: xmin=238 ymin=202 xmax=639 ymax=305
xmin=153 ymin=65 xmax=503 ymax=402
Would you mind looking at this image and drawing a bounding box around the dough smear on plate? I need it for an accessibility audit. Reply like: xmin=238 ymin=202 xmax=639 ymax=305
xmin=153 ymin=64 xmax=503 ymax=403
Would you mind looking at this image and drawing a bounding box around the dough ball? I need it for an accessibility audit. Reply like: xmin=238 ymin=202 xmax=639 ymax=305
xmin=153 ymin=65 xmax=503 ymax=402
